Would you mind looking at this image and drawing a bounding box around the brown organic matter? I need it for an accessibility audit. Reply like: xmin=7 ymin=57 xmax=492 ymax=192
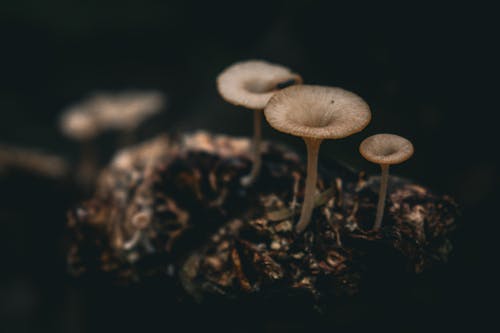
xmin=66 ymin=131 xmax=458 ymax=305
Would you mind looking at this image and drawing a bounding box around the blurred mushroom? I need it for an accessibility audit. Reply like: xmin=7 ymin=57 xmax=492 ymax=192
xmin=217 ymin=60 xmax=302 ymax=186
xmin=359 ymin=134 xmax=414 ymax=230
xmin=265 ymin=85 xmax=371 ymax=233
xmin=60 ymin=103 xmax=100 ymax=189
xmin=92 ymin=90 xmax=166 ymax=144
xmin=59 ymin=90 xmax=166 ymax=188
xmin=0 ymin=144 xmax=68 ymax=179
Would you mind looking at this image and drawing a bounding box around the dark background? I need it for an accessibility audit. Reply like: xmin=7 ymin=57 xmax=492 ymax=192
xmin=0 ymin=1 xmax=496 ymax=332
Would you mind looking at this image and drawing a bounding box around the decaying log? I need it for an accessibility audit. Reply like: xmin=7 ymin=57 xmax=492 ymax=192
xmin=66 ymin=131 xmax=458 ymax=304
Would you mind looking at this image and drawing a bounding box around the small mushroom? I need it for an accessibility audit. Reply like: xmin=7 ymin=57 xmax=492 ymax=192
xmin=359 ymin=134 xmax=414 ymax=230
xmin=92 ymin=90 xmax=166 ymax=144
xmin=60 ymin=107 xmax=101 ymax=189
xmin=217 ymin=60 xmax=302 ymax=186
xmin=61 ymin=90 xmax=166 ymax=144
xmin=60 ymin=90 xmax=166 ymax=189
xmin=264 ymin=85 xmax=371 ymax=233
xmin=0 ymin=144 xmax=68 ymax=179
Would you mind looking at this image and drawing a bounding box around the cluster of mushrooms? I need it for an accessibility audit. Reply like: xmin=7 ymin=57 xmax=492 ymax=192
xmin=1 ymin=91 xmax=165 ymax=183
xmin=217 ymin=60 xmax=414 ymax=233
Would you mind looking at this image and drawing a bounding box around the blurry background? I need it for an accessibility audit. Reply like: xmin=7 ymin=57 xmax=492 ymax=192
xmin=0 ymin=1 xmax=496 ymax=332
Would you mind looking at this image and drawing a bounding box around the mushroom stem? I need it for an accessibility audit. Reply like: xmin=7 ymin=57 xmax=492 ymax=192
xmin=77 ymin=141 xmax=98 ymax=190
xmin=241 ymin=109 xmax=262 ymax=186
xmin=296 ymin=138 xmax=322 ymax=233
xmin=374 ymin=164 xmax=390 ymax=230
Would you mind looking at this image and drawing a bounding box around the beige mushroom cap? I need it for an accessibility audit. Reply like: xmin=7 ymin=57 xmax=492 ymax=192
xmin=216 ymin=60 xmax=302 ymax=110
xmin=59 ymin=109 xmax=99 ymax=141
xmin=59 ymin=90 xmax=166 ymax=140
xmin=264 ymin=85 xmax=371 ymax=139
xmin=359 ymin=134 xmax=414 ymax=165
xmin=94 ymin=91 xmax=165 ymax=130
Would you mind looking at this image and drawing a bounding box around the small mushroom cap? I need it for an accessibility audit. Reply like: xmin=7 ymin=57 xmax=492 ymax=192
xmin=59 ymin=90 xmax=166 ymax=140
xmin=94 ymin=91 xmax=165 ymax=130
xmin=264 ymin=85 xmax=371 ymax=139
xmin=59 ymin=110 xmax=99 ymax=140
xmin=359 ymin=134 xmax=414 ymax=165
xmin=216 ymin=60 xmax=302 ymax=110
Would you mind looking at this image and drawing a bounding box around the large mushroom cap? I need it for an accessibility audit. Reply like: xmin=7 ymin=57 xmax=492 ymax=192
xmin=264 ymin=85 xmax=371 ymax=139
xmin=216 ymin=60 xmax=302 ymax=110
xmin=359 ymin=134 xmax=414 ymax=165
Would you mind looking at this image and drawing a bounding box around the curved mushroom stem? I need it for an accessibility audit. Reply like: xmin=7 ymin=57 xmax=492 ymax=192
xmin=374 ymin=164 xmax=390 ymax=230
xmin=296 ymin=138 xmax=322 ymax=233
xmin=241 ymin=109 xmax=262 ymax=186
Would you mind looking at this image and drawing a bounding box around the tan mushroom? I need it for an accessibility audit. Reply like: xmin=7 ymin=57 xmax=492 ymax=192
xmin=359 ymin=134 xmax=414 ymax=230
xmin=59 ymin=90 xmax=166 ymax=188
xmin=92 ymin=90 xmax=166 ymax=135
xmin=265 ymin=85 xmax=371 ymax=233
xmin=59 ymin=110 xmax=99 ymax=142
xmin=217 ymin=60 xmax=302 ymax=186
xmin=0 ymin=144 xmax=68 ymax=179
xmin=60 ymin=90 xmax=166 ymax=143
xmin=59 ymin=105 xmax=101 ymax=189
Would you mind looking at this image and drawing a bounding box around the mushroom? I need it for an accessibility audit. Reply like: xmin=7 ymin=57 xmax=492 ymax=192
xmin=0 ymin=144 xmax=68 ymax=179
xmin=59 ymin=106 xmax=102 ymax=189
xmin=92 ymin=90 xmax=166 ymax=144
xmin=61 ymin=90 xmax=166 ymax=144
xmin=359 ymin=134 xmax=414 ymax=230
xmin=264 ymin=85 xmax=371 ymax=233
xmin=59 ymin=90 xmax=166 ymax=188
xmin=217 ymin=60 xmax=302 ymax=186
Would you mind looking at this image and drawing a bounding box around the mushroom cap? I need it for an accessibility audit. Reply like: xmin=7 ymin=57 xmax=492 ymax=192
xmin=94 ymin=91 xmax=165 ymax=130
xmin=59 ymin=109 xmax=99 ymax=141
xmin=216 ymin=60 xmax=302 ymax=110
xmin=59 ymin=90 xmax=166 ymax=140
xmin=264 ymin=85 xmax=371 ymax=139
xmin=359 ymin=134 xmax=414 ymax=165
